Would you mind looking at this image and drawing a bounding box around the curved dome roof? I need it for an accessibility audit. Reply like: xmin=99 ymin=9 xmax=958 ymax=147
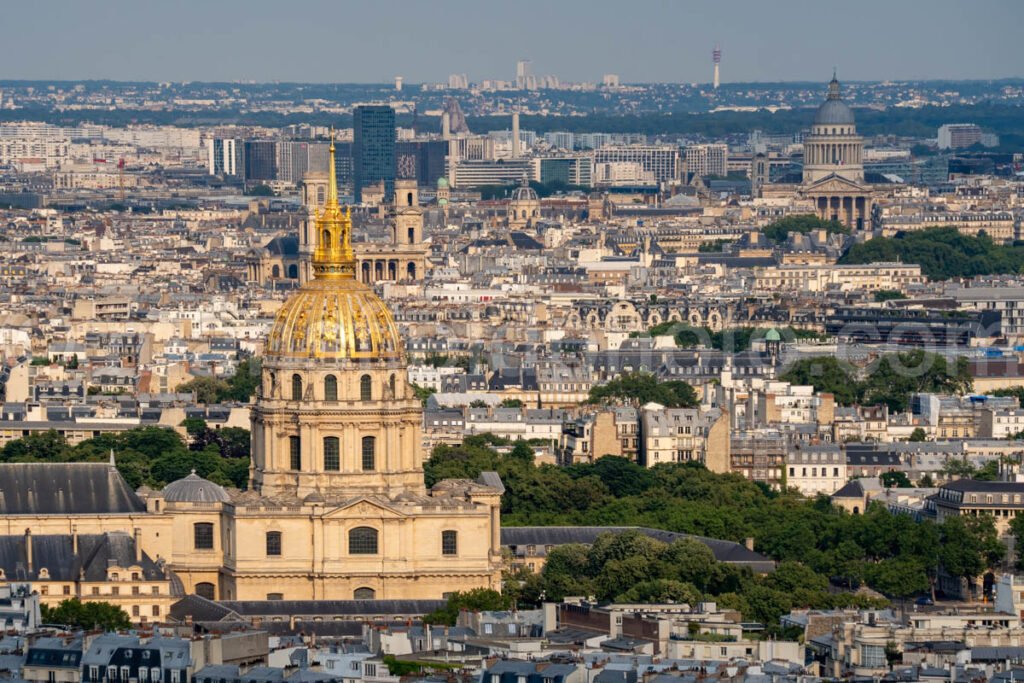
xmin=813 ymin=76 xmax=855 ymax=126
xmin=265 ymin=277 xmax=402 ymax=361
xmin=510 ymin=185 xmax=538 ymax=202
xmin=264 ymin=136 xmax=402 ymax=363
xmin=162 ymin=471 xmax=230 ymax=503
xmin=814 ymin=99 xmax=855 ymax=126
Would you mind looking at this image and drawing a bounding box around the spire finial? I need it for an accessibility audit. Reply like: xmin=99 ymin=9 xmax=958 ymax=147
xmin=312 ymin=127 xmax=355 ymax=279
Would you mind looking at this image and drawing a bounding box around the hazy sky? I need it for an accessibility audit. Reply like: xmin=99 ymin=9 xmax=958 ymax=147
xmin=3 ymin=0 xmax=1021 ymax=84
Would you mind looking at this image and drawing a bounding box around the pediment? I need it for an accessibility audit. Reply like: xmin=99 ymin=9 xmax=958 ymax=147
xmin=802 ymin=174 xmax=871 ymax=194
xmin=322 ymin=496 xmax=407 ymax=520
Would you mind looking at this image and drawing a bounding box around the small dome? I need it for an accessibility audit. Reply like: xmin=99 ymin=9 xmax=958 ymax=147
xmin=510 ymin=185 xmax=538 ymax=202
xmin=162 ymin=471 xmax=230 ymax=504
xmin=437 ymin=177 xmax=449 ymax=189
xmin=764 ymin=328 xmax=782 ymax=342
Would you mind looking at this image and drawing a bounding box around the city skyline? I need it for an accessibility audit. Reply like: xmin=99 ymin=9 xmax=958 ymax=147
xmin=1 ymin=0 xmax=1021 ymax=84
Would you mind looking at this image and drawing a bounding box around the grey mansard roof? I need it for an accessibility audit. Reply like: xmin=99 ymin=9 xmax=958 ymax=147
xmin=0 ymin=462 xmax=146 ymax=515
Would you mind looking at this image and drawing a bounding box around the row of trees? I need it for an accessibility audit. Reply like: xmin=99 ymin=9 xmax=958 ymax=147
xmin=425 ymin=441 xmax=1006 ymax=624
xmin=838 ymin=227 xmax=1024 ymax=280
xmin=763 ymin=215 xmax=848 ymax=242
xmin=780 ymin=351 xmax=972 ymax=412
xmin=586 ymin=371 xmax=699 ymax=408
xmin=0 ymin=426 xmax=250 ymax=489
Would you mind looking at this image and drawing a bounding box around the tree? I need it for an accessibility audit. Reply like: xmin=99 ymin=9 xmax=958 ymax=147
xmin=410 ymin=383 xmax=436 ymax=406
xmin=423 ymin=588 xmax=512 ymax=625
xmin=866 ymin=558 xmax=930 ymax=598
xmin=181 ymin=417 xmax=208 ymax=437
xmin=41 ymin=599 xmax=131 ymax=631
xmin=908 ymin=428 xmax=927 ymax=442
xmin=874 ymin=290 xmax=906 ymax=302
xmin=763 ymin=214 xmax=848 ymax=242
xmin=839 ymin=227 xmax=1024 ymax=281
xmin=938 ymin=516 xmax=1003 ymax=597
xmin=587 ymin=372 xmax=699 ymax=408
xmin=780 ymin=357 xmax=860 ymax=406
xmin=616 ymin=579 xmax=702 ymax=605
xmin=501 ymin=398 xmax=525 ymax=408
xmin=880 ymin=471 xmax=912 ymax=488
xmin=177 ymin=375 xmax=230 ymax=405
xmin=245 ymin=184 xmax=274 ymax=196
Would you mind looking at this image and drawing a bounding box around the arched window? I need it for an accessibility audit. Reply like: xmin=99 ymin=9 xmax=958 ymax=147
xmin=289 ymin=435 xmax=301 ymax=470
xmin=194 ymin=582 xmax=215 ymax=600
xmin=324 ymin=375 xmax=338 ymax=401
xmin=354 ymin=587 xmax=376 ymax=599
xmin=349 ymin=527 xmax=378 ymax=554
xmin=271 ymin=265 xmax=280 ymax=278
xmin=268 ymin=371 xmax=276 ymax=397
xmin=389 ymin=374 xmax=396 ymax=397
xmin=322 ymin=229 xmax=331 ymax=247
xmin=407 ymin=227 xmax=415 ymax=243
xmin=323 ymin=437 xmax=340 ymax=471
xmin=194 ymin=523 xmax=214 ymax=550
xmin=287 ymin=264 xmax=298 ymax=279
xmin=266 ymin=531 xmax=282 ymax=556
xmin=442 ymin=530 xmax=458 ymax=556
xmin=291 ymin=374 xmax=303 ymax=401
xmin=360 ymin=374 xmax=372 ymax=401
xmin=406 ymin=191 xmax=414 ymax=207
xmin=361 ymin=436 xmax=376 ymax=471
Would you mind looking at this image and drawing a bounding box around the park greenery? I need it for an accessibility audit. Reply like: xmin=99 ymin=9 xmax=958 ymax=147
xmin=0 ymin=426 xmax=250 ymax=489
xmin=763 ymin=214 xmax=848 ymax=243
xmin=586 ymin=371 xmax=699 ymax=408
xmin=424 ymin=586 xmax=514 ymax=626
xmin=838 ymin=228 xmax=1024 ymax=280
xmin=640 ymin=323 xmax=826 ymax=351
xmin=426 ymin=439 xmax=1005 ymax=626
xmin=40 ymin=599 xmax=131 ymax=630
xmin=177 ymin=358 xmax=261 ymax=404
xmin=779 ymin=351 xmax=972 ymax=412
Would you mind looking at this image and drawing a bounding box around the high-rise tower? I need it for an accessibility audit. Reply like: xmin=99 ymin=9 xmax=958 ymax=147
xmin=353 ymin=105 xmax=396 ymax=203
xmin=712 ymin=45 xmax=721 ymax=89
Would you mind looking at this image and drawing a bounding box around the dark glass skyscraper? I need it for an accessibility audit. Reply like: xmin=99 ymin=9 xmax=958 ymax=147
xmin=353 ymin=105 xmax=396 ymax=202
xmin=243 ymin=140 xmax=277 ymax=182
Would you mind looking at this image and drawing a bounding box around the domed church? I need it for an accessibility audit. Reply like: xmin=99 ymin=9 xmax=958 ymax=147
xmin=760 ymin=74 xmax=876 ymax=231
xmin=798 ymin=73 xmax=874 ymax=230
xmin=0 ymin=138 xmax=503 ymax=606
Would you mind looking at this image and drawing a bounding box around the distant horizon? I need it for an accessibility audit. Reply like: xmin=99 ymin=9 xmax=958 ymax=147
xmin=1 ymin=76 xmax=1022 ymax=87
xmin=0 ymin=0 xmax=1019 ymax=84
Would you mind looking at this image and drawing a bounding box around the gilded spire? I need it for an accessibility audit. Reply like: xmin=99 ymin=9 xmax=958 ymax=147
xmin=313 ymin=128 xmax=355 ymax=279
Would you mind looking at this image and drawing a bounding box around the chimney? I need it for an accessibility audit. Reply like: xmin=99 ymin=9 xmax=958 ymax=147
xmin=744 ymin=537 xmax=755 ymax=552
xmin=72 ymin=525 xmax=78 ymax=555
xmin=25 ymin=529 xmax=32 ymax=573
xmin=134 ymin=528 xmax=142 ymax=563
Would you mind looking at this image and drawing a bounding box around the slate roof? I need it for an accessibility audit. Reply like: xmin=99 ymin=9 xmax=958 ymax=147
xmin=501 ymin=526 xmax=774 ymax=571
xmin=0 ymin=463 xmax=145 ymax=515
xmin=171 ymin=595 xmax=446 ymax=622
xmin=0 ymin=532 xmax=166 ymax=582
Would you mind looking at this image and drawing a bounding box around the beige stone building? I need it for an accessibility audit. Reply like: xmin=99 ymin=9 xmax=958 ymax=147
xmin=0 ymin=140 xmax=503 ymax=609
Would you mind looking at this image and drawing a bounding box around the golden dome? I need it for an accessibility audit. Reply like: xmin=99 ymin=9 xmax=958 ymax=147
xmin=264 ymin=133 xmax=402 ymax=361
